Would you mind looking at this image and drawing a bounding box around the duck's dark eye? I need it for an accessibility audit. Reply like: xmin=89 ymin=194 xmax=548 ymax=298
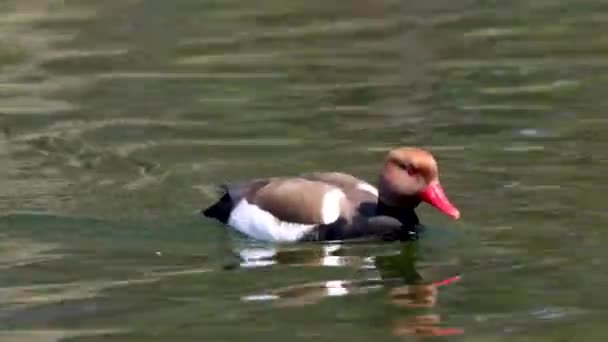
xmin=397 ymin=163 xmax=417 ymax=176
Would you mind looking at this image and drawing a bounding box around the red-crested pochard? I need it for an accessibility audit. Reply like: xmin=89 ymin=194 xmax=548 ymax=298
xmin=202 ymin=147 xmax=460 ymax=242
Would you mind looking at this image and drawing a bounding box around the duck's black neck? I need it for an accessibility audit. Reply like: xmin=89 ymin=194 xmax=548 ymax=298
xmin=376 ymin=199 xmax=420 ymax=227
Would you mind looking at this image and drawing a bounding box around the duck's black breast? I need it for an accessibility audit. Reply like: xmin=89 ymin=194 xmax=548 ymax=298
xmin=299 ymin=200 xmax=420 ymax=242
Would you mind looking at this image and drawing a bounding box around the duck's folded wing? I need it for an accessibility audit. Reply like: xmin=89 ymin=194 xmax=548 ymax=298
xmin=247 ymin=178 xmax=348 ymax=225
xmin=305 ymin=172 xmax=379 ymax=198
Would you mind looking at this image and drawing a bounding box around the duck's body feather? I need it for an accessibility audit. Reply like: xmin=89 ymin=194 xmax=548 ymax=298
xmin=202 ymin=172 xmax=419 ymax=242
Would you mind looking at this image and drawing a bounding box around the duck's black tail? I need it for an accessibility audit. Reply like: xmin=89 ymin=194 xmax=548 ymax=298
xmin=201 ymin=188 xmax=234 ymax=224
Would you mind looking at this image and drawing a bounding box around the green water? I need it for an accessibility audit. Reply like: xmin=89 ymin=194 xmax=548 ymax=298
xmin=2 ymin=0 xmax=608 ymax=341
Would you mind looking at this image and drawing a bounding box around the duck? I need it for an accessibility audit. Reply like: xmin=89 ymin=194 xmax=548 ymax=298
xmin=201 ymin=147 xmax=460 ymax=242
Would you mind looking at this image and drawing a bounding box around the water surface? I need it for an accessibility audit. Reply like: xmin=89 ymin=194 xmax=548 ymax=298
xmin=1 ymin=0 xmax=608 ymax=341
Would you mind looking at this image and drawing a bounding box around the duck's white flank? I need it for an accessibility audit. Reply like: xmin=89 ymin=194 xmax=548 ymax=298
xmin=227 ymin=189 xmax=346 ymax=242
xmin=356 ymin=182 xmax=379 ymax=197
xmin=228 ymin=199 xmax=315 ymax=242
xmin=321 ymin=189 xmax=345 ymax=224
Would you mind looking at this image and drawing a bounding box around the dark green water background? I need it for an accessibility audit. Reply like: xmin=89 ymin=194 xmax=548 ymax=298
xmin=1 ymin=0 xmax=607 ymax=341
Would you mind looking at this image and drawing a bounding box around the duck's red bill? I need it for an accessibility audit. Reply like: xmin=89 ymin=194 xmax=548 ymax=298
xmin=419 ymin=181 xmax=460 ymax=220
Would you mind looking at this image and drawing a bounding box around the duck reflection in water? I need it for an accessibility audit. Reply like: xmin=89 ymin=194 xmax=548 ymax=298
xmin=237 ymin=239 xmax=464 ymax=337
xmin=387 ymin=270 xmax=463 ymax=337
